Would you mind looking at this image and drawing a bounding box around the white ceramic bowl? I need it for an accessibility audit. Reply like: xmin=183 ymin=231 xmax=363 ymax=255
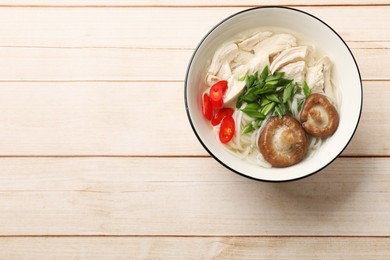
xmin=184 ymin=6 xmax=362 ymax=182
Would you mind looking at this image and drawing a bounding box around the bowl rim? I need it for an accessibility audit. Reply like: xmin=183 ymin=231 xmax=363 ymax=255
xmin=184 ymin=6 xmax=363 ymax=183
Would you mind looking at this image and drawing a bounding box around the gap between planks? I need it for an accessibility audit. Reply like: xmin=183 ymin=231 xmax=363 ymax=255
xmin=0 ymin=79 xmax=384 ymax=82
xmin=0 ymin=235 xmax=390 ymax=238
xmin=0 ymin=4 xmax=389 ymax=8
xmin=0 ymin=155 xmax=384 ymax=158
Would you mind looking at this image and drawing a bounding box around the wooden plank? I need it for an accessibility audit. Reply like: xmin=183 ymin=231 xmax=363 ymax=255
xmin=0 ymin=47 xmax=387 ymax=81
xmin=0 ymin=7 xmax=388 ymax=48
xmin=0 ymin=47 xmax=192 ymax=81
xmin=0 ymin=0 xmax=389 ymax=6
xmin=1 ymin=237 xmax=390 ymax=259
xmin=0 ymin=157 xmax=389 ymax=236
xmin=0 ymin=81 xmax=202 ymax=156
xmin=0 ymin=81 xmax=382 ymax=156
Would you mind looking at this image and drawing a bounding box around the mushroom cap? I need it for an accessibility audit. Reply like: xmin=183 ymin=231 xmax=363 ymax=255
xmin=259 ymin=116 xmax=308 ymax=168
xmin=300 ymin=93 xmax=339 ymax=138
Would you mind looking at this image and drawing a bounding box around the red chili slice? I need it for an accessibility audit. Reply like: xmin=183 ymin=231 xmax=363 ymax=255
xmin=211 ymin=108 xmax=234 ymax=126
xmin=209 ymin=80 xmax=228 ymax=110
xmin=211 ymin=80 xmax=228 ymax=93
xmin=202 ymin=93 xmax=213 ymax=121
xmin=219 ymin=116 xmax=235 ymax=144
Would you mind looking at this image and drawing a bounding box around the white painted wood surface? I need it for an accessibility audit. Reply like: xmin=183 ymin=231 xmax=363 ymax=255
xmin=1 ymin=237 xmax=390 ymax=259
xmin=0 ymin=1 xmax=388 ymax=259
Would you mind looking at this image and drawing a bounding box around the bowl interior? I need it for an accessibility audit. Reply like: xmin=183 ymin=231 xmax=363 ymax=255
xmin=185 ymin=7 xmax=362 ymax=182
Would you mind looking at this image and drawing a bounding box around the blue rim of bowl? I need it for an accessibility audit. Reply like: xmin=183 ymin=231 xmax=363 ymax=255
xmin=184 ymin=6 xmax=363 ymax=183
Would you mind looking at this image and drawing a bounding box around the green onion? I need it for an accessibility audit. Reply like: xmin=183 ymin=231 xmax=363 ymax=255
xmin=265 ymin=72 xmax=285 ymax=82
xmin=265 ymin=94 xmax=280 ymax=103
xmin=236 ymin=66 xmax=310 ymax=129
xmin=254 ymin=119 xmax=263 ymax=128
xmin=238 ymin=75 xmax=247 ymax=81
xmin=260 ymin=102 xmax=276 ymax=116
xmin=282 ymin=82 xmax=293 ymax=103
xmin=298 ymin=99 xmax=305 ymax=111
xmin=303 ymin=81 xmax=311 ymax=97
xmin=242 ymin=123 xmax=255 ymax=135
xmin=259 ymin=66 xmax=269 ymax=81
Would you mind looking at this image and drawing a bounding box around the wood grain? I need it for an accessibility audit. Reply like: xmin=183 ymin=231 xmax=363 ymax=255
xmin=0 ymin=0 xmax=389 ymax=6
xmin=0 ymin=80 xmax=380 ymax=156
xmin=0 ymin=7 xmax=388 ymax=48
xmin=1 ymin=237 xmax=390 ymax=259
xmin=0 ymin=47 xmax=387 ymax=81
xmin=0 ymin=157 xmax=389 ymax=236
xmin=0 ymin=3 xmax=387 ymax=258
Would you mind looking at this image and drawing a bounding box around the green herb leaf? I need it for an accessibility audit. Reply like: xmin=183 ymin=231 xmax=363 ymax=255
xmin=303 ymin=81 xmax=311 ymax=98
xmin=241 ymin=103 xmax=265 ymax=119
xmin=264 ymin=80 xmax=279 ymax=88
xmin=292 ymin=82 xmax=299 ymax=97
xmin=275 ymin=106 xmax=283 ymax=117
xmin=241 ymin=103 xmax=260 ymax=112
xmin=282 ymin=82 xmax=293 ymax=103
xmin=238 ymin=75 xmax=247 ymax=82
xmin=277 ymin=103 xmax=287 ymax=116
xmin=245 ymin=111 xmax=266 ymax=119
xmin=298 ymin=99 xmax=305 ymax=111
xmin=260 ymin=102 xmax=276 ymax=116
xmin=261 ymin=97 xmax=272 ymax=107
xmin=254 ymin=85 xmax=276 ymax=95
xmin=265 ymin=94 xmax=280 ymax=103
xmin=259 ymin=66 xmax=269 ymax=81
xmin=254 ymin=119 xmax=263 ymax=128
xmin=242 ymin=123 xmax=255 ymax=135
xmin=241 ymin=88 xmax=258 ymax=102
xmin=266 ymin=72 xmax=285 ymax=82
xmin=276 ymin=78 xmax=293 ymax=86
xmin=236 ymin=96 xmax=244 ymax=109
xmin=236 ymin=67 xmax=302 ymax=120
xmin=246 ymin=75 xmax=256 ymax=89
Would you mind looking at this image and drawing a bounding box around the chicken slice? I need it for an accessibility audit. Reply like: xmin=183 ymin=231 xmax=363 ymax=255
xmin=231 ymin=65 xmax=249 ymax=79
xmin=223 ymin=75 xmax=246 ymax=105
xmin=305 ymin=56 xmax=334 ymax=99
xmin=205 ymin=74 xmax=220 ymax=87
xmin=270 ymin=46 xmax=310 ymax=74
xmin=216 ymin=61 xmax=232 ymax=80
xmin=253 ymin=34 xmax=297 ymax=57
xmin=237 ymin=31 xmax=273 ymax=51
xmin=278 ymin=61 xmax=306 ymax=84
xmin=233 ymin=50 xmax=255 ymax=66
xmin=208 ymin=42 xmax=239 ymax=76
xmin=319 ymin=57 xmax=337 ymax=105
xmin=246 ymin=52 xmax=270 ymax=75
xmin=306 ymin=63 xmax=325 ymax=94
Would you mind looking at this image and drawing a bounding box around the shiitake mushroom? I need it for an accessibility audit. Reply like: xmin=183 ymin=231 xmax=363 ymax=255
xmin=259 ymin=115 xmax=308 ymax=167
xmin=300 ymin=93 xmax=339 ymax=138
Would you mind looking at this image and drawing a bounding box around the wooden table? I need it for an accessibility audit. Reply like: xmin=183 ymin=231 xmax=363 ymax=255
xmin=0 ymin=1 xmax=389 ymax=259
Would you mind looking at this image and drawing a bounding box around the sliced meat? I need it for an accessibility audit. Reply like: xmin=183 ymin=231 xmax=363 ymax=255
xmin=253 ymin=34 xmax=297 ymax=58
xmin=208 ymin=42 xmax=239 ymax=76
xmin=205 ymin=74 xmax=220 ymax=87
xmin=259 ymin=116 xmax=308 ymax=167
xmin=223 ymin=76 xmax=246 ymax=105
xmin=305 ymin=63 xmax=324 ymax=93
xmin=237 ymin=31 xmax=273 ymax=51
xmin=247 ymin=53 xmax=270 ymax=75
xmin=300 ymin=93 xmax=339 ymax=137
xmin=270 ymin=46 xmax=310 ymax=73
xmin=319 ymin=57 xmax=337 ymax=105
xmin=216 ymin=61 xmax=232 ymax=80
xmin=232 ymin=50 xmax=255 ymax=67
xmin=278 ymin=61 xmax=306 ymax=84
xmin=305 ymin=56 xmax=333 ymax=95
